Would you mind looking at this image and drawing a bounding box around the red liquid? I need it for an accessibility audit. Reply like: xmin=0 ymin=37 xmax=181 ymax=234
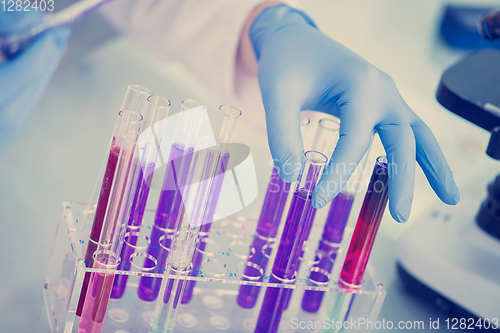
xmin=339 ymin=161 xmax=388 ymax=287
xmin=77 ymin=145 xmax=120 ymax=316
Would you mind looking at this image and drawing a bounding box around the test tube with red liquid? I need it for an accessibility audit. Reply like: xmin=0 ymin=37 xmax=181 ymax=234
xmin=78 ymin=111 xmax=144 ymax=333
xmin=76 ymin=85 xmax=150 ymax=317
xmin=328 ymin=156 xmax=389 ymax=329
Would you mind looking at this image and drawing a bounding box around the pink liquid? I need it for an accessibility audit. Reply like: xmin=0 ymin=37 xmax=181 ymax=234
xmin=339 ymin=161 xmax=388 ymax=287
xmin=138 ymin=145 xmax=192 ymax=301
xmin=77 ymin=145 xmax=120 ymax=316
xmin=78 ymin=262 xmax=116 ymax=332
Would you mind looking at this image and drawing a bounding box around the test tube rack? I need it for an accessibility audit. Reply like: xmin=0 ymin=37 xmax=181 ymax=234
xmin=44 ymin=202 xmax=386 ymax=333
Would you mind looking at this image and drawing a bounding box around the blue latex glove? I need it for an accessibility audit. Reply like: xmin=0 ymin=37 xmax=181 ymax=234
xmin=0 ymin=11 xmax=70 ymax=149
xmin=250 ymin=5 xmax=460 ymax=222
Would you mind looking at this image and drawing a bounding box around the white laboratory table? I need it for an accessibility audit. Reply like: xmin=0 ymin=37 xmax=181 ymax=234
xmin=0 ymin=0 xmax=498 ymax=332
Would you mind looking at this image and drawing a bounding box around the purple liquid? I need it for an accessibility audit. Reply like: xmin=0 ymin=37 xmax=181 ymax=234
xmin=77 ymin=145 xmax=120 ymax=317
xmin=255 ymin=189 xmax=316 ymax=333
xmin=138 ymin=145 xmax=192 ymax=301
xmin=237 ymin=236 xmax=270 ymax=308
xmin=181 ymin=154 xmax=229 ymax=304
xmin=236 ymin=167 xmax=291 ymax=308
xmin=111 ymin=163 xmax=155 ymax=299
xmin=301 ymin=192 xmax=355 ymax=313
xmin=257 ymin=167 xmax=292 ymax=238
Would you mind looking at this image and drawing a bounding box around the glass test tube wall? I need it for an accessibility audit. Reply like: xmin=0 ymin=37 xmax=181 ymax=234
xmin=302 ymin=132 xmax=374 ymax=313
xmin=78 ymin=111 xmax=144 ymax=333
xmin=181 ymin=105 xmax=242 ymax=304
xmin=255 ymin=151 xmax=328 ymax=333
xmin=237 ymin=114 xmax=310 ymax=309
xmin=138 ymin=100 xmax=206 ymax=302
xmin=76 ymin=85 xmax=150 ymax=317
xmin=111 ymin=95 xmax=171 ymax=299
xmin=283 ymin=118 xmax=340 ymax=310
xmin=325 ymin=156 xmax=389 ymax=333
xmin=150 ymin=137 xmax=222 ymax=333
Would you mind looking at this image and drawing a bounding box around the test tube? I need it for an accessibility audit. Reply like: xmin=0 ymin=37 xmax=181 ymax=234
xmin=255 ymin=151 xmax=327 ymax=333
xmin=77 ymin=85 xmax=150 ymax=317
xmin=283 ymin=118 xmax=340 ymax=309
xmin=181 ymin=105 xmax=242 ymax=304
xmin=78 ymin=112 xmax=144 ymax=333
xmin=301 ymin=133 xmax=374 ymax=313
xmin=111 ymin=95 xmax=171 ymax=299
xmin=150 ymin=137 xmax=221 ymax=333
xmin=236 ymin=115 xmax=309 ymax=309
xmin=138 ymin=100 xmax=205 ymax=302
xmin=327 ymin=156 xmax=389 ymax=331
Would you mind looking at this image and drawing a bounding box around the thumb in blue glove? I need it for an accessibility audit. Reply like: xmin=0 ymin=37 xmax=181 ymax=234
xmin=250 ymin=4 xmax=459 ymax=222
xmin=0 ymin=11 xmax=71 ymax=149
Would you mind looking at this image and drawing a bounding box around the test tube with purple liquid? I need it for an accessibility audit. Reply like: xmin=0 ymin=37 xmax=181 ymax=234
xmin=255 ymin=151 xmax=327 ymax=333
xmin=283 ymin=118 xmax=340 ymax=309
xmin=236 ymin=115 xmax=310 ymax=309
xmin=138 ymin=100 xmax=206 ymax=302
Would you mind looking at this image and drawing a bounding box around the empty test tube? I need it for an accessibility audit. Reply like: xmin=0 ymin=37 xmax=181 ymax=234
xmin=326 ymin=156 xmax=389 ymax=332
xmin=236 ymin=115 xmax=309 ymax=309
xmin=150 ymin=137 xmax=222 ymax=333
xmin=78 ymin=112 xmax=144 ymax=333
xmin=181 ymin=105 xmax=242 ymax=305
xmin=77 ymin=85 xmax=149 ymax=317
xmin=138 ymin=100 xmax=205 ymax=302
xmin=255 ymin=151 xmax=327 ymax=333
xmin=111 ymin=95 xmax=171 ymax=299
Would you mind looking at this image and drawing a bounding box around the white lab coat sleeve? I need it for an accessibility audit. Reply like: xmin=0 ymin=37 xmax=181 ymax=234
xmin=100 ymin=0 xmax=300 ymax=99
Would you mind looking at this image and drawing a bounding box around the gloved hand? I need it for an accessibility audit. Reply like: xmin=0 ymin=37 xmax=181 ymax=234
xmin=250 ymin=4 xmax=459 ymax=222
xmin=0 ymin=11 xmax=70 ymax=149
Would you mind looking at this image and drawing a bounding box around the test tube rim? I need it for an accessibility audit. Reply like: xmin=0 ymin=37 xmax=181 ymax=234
xmin=218 ymin=104 xmax=242 ymax=118
xmin=300 ymin=114 xmax=311 ymax=126
xmin=147 ymin=95 xmax=171 ymax=108
xmin=118 ymin=109 xmax=143 ymax=124
xmin=318 ymin=118 xmax=340 ymax=132
xmin=304 ymin=150 xmax=328 ymax=165
xmin=376 ymin=155 xmax=388 ymax=168
xmin=126 ymin=84 xmax=151 ymax=96
xmin=181 ymin=99 xmax=204 ymax=111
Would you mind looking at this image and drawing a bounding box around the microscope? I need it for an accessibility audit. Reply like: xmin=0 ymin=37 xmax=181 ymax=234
xmin=397 ymin=8 xmax=500 ymax=330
